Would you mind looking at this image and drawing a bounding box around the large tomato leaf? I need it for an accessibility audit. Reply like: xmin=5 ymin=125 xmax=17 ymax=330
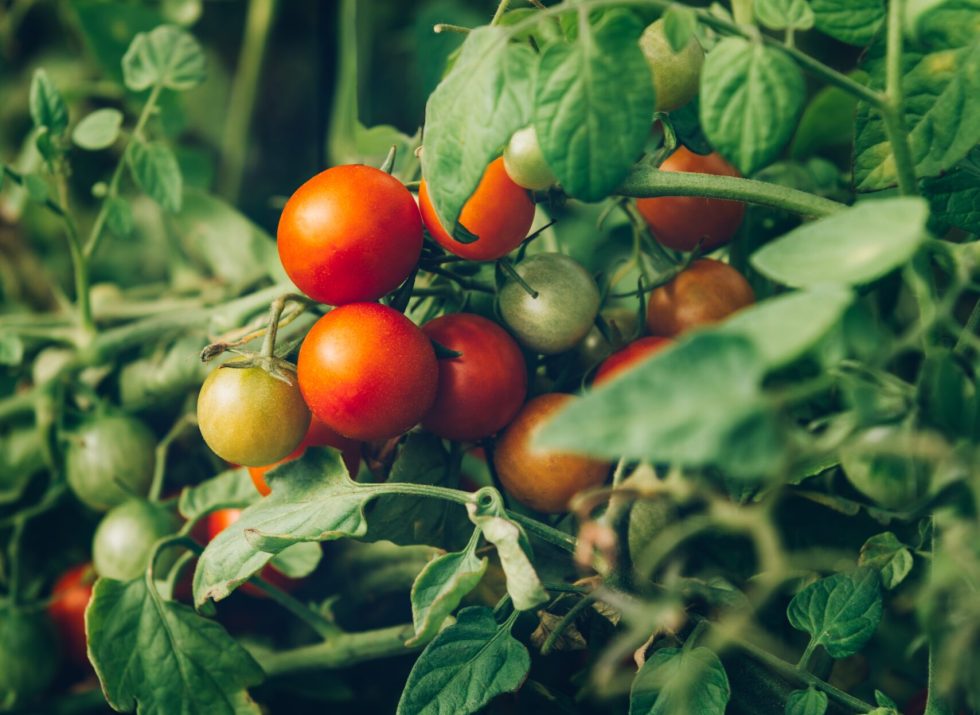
xmin=809 ymin=0 xmax=884 ymax=45
xmin=87 ymin=577 xmax=263 ymax=714
xmin=121 ymin=24 xmax=206 ymax=92
xmin=787 ymin=568 xmax=883 ymax=658
xmin=922 ymin=151 xmax=980 ymax=234
xmin=629 ymin=646 xmax=730 ymax=715
xmin=177 ymin=467 xmax=259 ymax=520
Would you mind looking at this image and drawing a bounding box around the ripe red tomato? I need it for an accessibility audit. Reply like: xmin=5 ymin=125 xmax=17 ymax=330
xmin=593 ymin=336 xmax=671 ymax=385
xmin=297 ymin=303 xmax=438 ymax=441
xmin=493 ymin=394 xmax=611 ymax=513
xmin=205 ymin=509 xmax=300 ymax=597
xmin=277 ymin=165 xmax=423 ymax=305
xmin=636 ymin=147 xmax=745 ymax=253
xmin=420 ymin=313 xmax=528 ymax=442
xmin=48 ymin=564 xmax=94 ymax=668
xmin=248 ymin=418 xmax=361 ymax=495
xmin=646 ymin=258 xmax=754 ymax=337
xmin=418 ymin=157 xmax=535 ymax=261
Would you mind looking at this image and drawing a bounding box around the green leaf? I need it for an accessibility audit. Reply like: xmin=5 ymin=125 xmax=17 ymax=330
xmin=128 ymin=139 xmax=183 ymax=212
xmin=787 ymin=568 xmax=883 ymax=658
xmin=178 ymin=468 xmax=260 ymax=521
xmin=0 ymin=429 xmax=44 ymax=505
xmin=699 ymin=38 xmax=806 ymax=174
xmin=810 ymin=0 xmax=884 ymax=45
xmin=859 ymin=532 xmax=914 ymax=590
xmin=105 ymin=196 xmax=134 ymax=238
xmin=23 ymin=174 xmax=49 ymax=203
xmin=538 ymin=333 xmax=782 ymax=478
xmin=421 ymin=27 xmax=534 ymax=235
xmin=716 ymin=286 xmax=854 ymax=369
xmin=875 ymin=689 xmax=899 ymax=709
xmin=922 ymin=160 xmax=980 ymax=234
xmin=397 ymin=607 xmax=530 ymax=715
xmin=906 ymin=0 xmax=980 ymax=48
xmin=662 ymin=6 xmax=699 ymax=52
xmin=854 ymin=33 xmax=980 ymax=190
xmin=193 ymin=449 xmax=371 ymax=606
xmin=785 ymin=687 xmax=828 ymax=715
xmin=269 ymin=542 xmax=322 ymax=579
xmin=29 ymin=69 xmax=68 ymax=137
xmin=122 ymin=24 xmax=206 ymax=91
xmin=790 ymin=83 xmax=859 ymax=160
xmin=629 ymin=646 xmax=730 ymax=715
xmin=0 ymin=334 xmax=24 ymax=366
xmin=72 ymin=108 xmax=123 ymax=150
xmin=407 ymin=544 xmax=488 ymax=646
xmin=755 ymin=0 xmax=815 ymax=30
xmin=750 ymin=197 xmax=929 ymax=287
xmin=87 ymin=577 xmax=263 ymax=714
xmin=467 ymin=507 xmax=547 ymax=611
xmin=534 ymin=9 xmax=654 ymax=201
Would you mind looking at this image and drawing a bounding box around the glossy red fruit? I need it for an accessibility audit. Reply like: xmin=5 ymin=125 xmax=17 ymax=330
xmin=248 ymin=418 xmax=361 ymax=495
xmin=206 ymin=509 xmax=301 ymax=597
xmin=419 ymin=157 xmax=535 ymax=261
xmin=636 ymin=147 xmax=745 ymax=253
xmin=277 ymin=165 xmax=423 ymax=305
xmin=421 ymin=313 xmax=527 ymax=441
xmin=297 ymin=303 xmax=438 ymax=441
xmin=593 ymin=336 xmax=671 ymax=385
xmin=646 ymin=258 xmax=755 ymax=337
xmin=48 ymin=564 xmax=94 ymax=668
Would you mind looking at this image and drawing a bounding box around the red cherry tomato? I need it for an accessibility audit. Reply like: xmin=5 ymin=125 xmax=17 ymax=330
xmin=593 ymin=336 xmax=671 ymax=385
xmin=420 ymin=313 xmax=528 ymax=441
xmin=277 ymin=165 xmax=423 ymax=305
xmin=646 ymin=258 xmax=754 ymax=337
xmin=297 ymin=303 xmax=439 ymax=441
xmin=636 ymin=147 xmax=745 ymax=253
xmin=419 ymin=157 xmax=535 ymax=261
xmin=248 ymin=418 xmax=361 ymax=495
xmin=48 ymin=563 xmax=94 ymax=668
xmin=206 ymin=509 xmax=301 ymax=597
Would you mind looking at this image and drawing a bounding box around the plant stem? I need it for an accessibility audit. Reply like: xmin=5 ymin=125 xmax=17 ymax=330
xmin=507 ymin=510 xmax=578 ymax=553
xmin=541 ymin=592 xmax=597 ymax=654
xmin=618 ymin=165 xmax=844 ymax=217
xmin=797 ymin=638 xmax=818 ymax=670
xmin=247 ymin=573 xmax=341 ymax=639
xmin=148 ymin=413 xmax=196 ymax=502
xmin=490 ymin=0 xmax=512 ymax=25
xmin=54 ymin=175 xmax=95 ymax=338
xmin=254 ymin=623 xmax=418 ymax=676
xmin=882 ymin=0 xmax=918 ymax=195
xmin=217 ymin=0 xmax=278 ymax=202
xmin=954 ymin=297 xmax=980 ymax=353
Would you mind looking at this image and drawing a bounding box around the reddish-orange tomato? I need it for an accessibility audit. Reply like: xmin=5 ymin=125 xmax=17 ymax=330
xmin=206 ymin=509 xmax=301 ymax=597
xmin=248 ymin=418 xmax=361 ymax=495
xmin=494 ymin=394 xmax=611 ymax=513
xmin=277 ymin=165 xmax=423 ymax=306
xmin=593 ymin=336 xmax=671 ymax=385
xmin=421 ymin=313 xmax=528 ymax=441
xmin=297 ymin=303 xmax=438 ymax=441
xmin=48 ymin=563 xmax=95 ymax=668
xmin=636 ymin=147 xmax=745 ymax=253
xmin=418 ymin=157 xmax=535 ymax=261
xmin=646 ymin=258 xmax=754 ymax=337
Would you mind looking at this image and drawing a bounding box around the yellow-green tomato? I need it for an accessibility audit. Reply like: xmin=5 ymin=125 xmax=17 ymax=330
xmin=92 ymin=500 xmax=180 ymax=581
xmin=197 ymin=361 xmax=311 ymax=466
xmin=503 ymin=126 xmax=558 ymax=191
xmin=640 ymin=18 xmax=705 ymax=113
xmin=498 ymin=253 xmax=601 ymax=355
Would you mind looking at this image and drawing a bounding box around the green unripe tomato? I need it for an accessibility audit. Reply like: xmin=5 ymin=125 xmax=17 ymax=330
xmin=840 ymin=426 xmax=932 ymax=510
xmin=503 ymin=126 xmax=558 ymax=191
xmin=640 ymin=18 xmax=705 ymax=113
xmin=0 ymin=608 xmax=59 ymax=708
xmin=65 ymin=414 xmax=156 ymax=511
xmin=498 ymin=253 xmax=601 ymax=355
xmin=197 ymin=361 xmax=311 ymax=467
xmin=93 ymin=499 xmax=180 ymax=581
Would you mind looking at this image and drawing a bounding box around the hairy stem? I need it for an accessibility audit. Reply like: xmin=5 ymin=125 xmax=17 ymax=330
xmin=254 ymin=623 xmax=419 ymax=675
xmin=54 ymin=174 xmax=95 ymax=338
xmin=881 ymin=0 xmax=918 ymax=195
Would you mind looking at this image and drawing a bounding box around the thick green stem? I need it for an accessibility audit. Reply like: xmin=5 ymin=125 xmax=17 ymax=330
xmin=882 ymin=0 xmax=918 ymax=195
xmin=148 ymin=414 xmax=195 ymax=502
xmin=254 ymin=623 xmax=418 ymax=676
xmin=246 ymin=573 xmax=341 ymax=639
xmin=54 ymin=175 xmax=95 ymax=338
xmin=618 ymin=165 xmax=844 ymax=217
xmin=490 ymin=0 xmax=512 ymax=25
xmin=507 ymin=510 xmax=577 ymax=553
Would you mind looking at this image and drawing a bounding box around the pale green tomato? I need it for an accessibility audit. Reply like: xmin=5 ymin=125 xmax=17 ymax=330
xmin=66 ymin=414 xmax=156 ymax=511
xmin=503 ymin=126 xmax=558 ymax=191
xmin=640 ymin=18 xmax=705 ymax=113
xmin=93 ymin=500 xmax=180 ymax=581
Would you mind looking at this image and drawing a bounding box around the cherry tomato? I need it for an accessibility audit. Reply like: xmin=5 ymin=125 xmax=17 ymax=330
xmin=65 ymin=414 xmax=156 ymax=512
xmin=503 ymin=126 xmax=557 ymax=191
xmin=498 ymin=253 xmax=601 ymax=355
xmin=420 ymin=313 xmax=528 ymax=441
xmin=646 ymin=258 xmax=754 ymax=337
xmin=636 ymin=147 xmax=745 ymax=253
xmin=494 ymin=394 xmax=611 ymax=513
xmin=277 ymin=164 xmax=423 ymax=305
xmin=48 ymin=563 xmax=94 ymax=668
xmin=248 ymin=418 xmax=361 ymax=495
xmin=593 ymin=336 xmax=671 ymax=385
xmin=206 ymin=509 xmax=301 ymax=597
xmin=640 ymin=18 xmax=705 ymax=113
xmin=92 ymin=500 xmax=180 ymax=581
xmin=197 ymin=361 xmax=311 ymax=467
xmin=297 ymin=302 xmax=438 ymax=441
xmin=0 ymin=608 xmax=58 ymax=706
xmin=419 ymin=157 xmax=535 ymax=261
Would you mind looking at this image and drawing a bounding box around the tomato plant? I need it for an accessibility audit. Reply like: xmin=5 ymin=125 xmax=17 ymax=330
xmin=646 ymin=258 xmax=755 ymax=337
xmin=593 ymin=336 xmax=671 ymax=385
xmin=92 ymin=500 xmax=180 ymax=582
xmin=48 ymin=564 xmax=94 ymax=668
xmin=248 ymin=418 xmax=361 ymax=495
xmin=204 ymin=509 xmax=302 ymax=597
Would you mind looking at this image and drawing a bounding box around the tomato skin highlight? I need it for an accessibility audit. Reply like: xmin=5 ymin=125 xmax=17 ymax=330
xmin=593 ymin=336 xmax=671 ymax=385
xmin=277 ymin=164 xmax=423 ymax=305
xmin=494 ymin=394 xmax=611 ymax=513
xmin=248 ymin=418 xmax=361 ymax=495
xmin=419 ymin=157 xmax=535 ymax=261
xmin=297 ymin=303 xmax=439 ymax=441
xmin=420 ymin=313 xmax=528 ymax=442
xmin=205 ymin=509 xmax=301 ymax=597
xmin=646 ymin=258 xmax=754 ymax=337
xmin=48 ymin=564 xmax=94 ymax=668
xmin=636 ymin=147 xmax=745 ymax=253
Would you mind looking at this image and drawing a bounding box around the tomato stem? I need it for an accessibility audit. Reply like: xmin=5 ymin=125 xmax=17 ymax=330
xmin=254 ymin=623 xmax=420 ymax=675
xmin=881 ymin=0 xmax=919 ymax=196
